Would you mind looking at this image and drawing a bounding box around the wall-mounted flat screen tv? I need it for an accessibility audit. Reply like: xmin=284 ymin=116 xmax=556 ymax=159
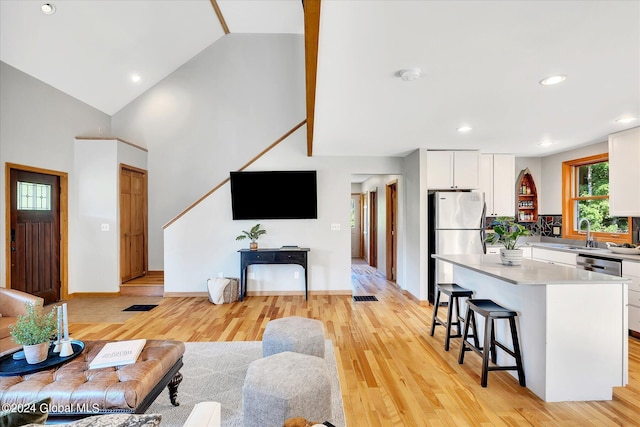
xmin=230 ymin=170 xmax=318 ymax=220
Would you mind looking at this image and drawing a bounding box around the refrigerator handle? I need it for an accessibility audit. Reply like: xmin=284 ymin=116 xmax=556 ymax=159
xmin=481 ymin=203 xmax=487 ymax=254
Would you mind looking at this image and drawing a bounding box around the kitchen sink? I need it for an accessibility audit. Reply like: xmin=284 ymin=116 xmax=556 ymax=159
xmin=562 ymin=246 xmax=599 ymax=251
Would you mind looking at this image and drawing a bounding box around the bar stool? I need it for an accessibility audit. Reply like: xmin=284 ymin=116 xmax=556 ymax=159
xmin=458 ymin=299 xmax=526 ymax=387
xmin=430 ymin=283 xmax=474 ymax=351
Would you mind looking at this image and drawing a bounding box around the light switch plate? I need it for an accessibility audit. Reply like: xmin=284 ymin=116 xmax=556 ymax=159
xmin=330 ymin=223 xmax=341 ymax=231
xmin=101 ymin=224 xmax=109 ymax=231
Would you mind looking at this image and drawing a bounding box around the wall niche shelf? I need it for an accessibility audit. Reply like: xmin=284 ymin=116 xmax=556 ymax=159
xmin=516 ymin=168 xmax=538 ymax=223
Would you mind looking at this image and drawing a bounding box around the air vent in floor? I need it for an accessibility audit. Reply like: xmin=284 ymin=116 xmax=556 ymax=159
xmin=353 ymin=295 xmax=378 ymax=302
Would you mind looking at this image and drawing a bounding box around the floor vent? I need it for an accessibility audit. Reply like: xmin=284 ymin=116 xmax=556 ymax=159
xmin=122 ymin=304 xmax=158 ymax=312
xmin=353 ymin=295 xmax=378 ymax=302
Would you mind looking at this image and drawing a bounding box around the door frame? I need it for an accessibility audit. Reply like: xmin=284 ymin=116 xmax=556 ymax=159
xmin=386 ymin=180 xmax=398 ymax=282
xmin=5 ymin=163 xmax=68 ymax=299
xmin=369 ymin=189 xmax=377 ymax=268
xmin=119 ymin=163 xmax=148 ymax=282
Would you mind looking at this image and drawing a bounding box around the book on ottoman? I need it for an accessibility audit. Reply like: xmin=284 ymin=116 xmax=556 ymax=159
xmin=89 ymin=339 xmax=147 ymax=369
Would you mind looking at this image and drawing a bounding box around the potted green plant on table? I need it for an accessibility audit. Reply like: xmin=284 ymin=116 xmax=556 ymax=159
xmin=236 ymin=224 xmax=267 ymax=250
xmin=485 ymin=217 xmax=531 ymax=266
xmin=9 ymin=303 xmax=57 ymax=364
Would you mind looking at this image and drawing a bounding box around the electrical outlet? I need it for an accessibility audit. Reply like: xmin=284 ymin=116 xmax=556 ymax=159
xmin=98 ymin=127 xmax=104 ymax=135
xmin=101 ymin=224 xmax=109 ymax=231
xmin=330 ymin=223 xmax=341 ymax=231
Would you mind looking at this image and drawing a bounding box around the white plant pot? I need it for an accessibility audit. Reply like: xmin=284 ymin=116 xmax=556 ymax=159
xmin=23 ymin=342 xmax=49 ymax=364
xmin=500 ymin=248 xmax=523 ymax=266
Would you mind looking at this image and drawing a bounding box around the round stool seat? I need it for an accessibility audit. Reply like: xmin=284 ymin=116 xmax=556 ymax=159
xmin=263 ymin=316 xmax=325 ymax=358
xmin=242 ymin=351 xmax=332 ymax=427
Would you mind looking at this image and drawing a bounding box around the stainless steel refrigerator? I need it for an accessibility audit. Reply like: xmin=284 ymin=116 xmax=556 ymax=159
xmin=428 ymin=191 xmax=485 ymax=303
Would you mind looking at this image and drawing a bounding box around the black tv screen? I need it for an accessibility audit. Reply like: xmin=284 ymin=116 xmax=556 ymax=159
xmin=230 ymin=171 xmax=318 ymax=220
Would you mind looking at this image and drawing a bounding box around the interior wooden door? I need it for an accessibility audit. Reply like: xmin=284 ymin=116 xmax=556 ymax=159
xmin=9 ymin=169 xmax=60 ymax=303
xmin=120 ymin=166 xmax=147 ymax=283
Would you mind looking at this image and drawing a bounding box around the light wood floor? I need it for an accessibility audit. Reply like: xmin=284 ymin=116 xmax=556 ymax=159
xmin=69 ymin=262 xmax=640 ymax=426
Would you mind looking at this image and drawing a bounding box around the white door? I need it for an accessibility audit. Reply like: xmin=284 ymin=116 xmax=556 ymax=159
xmin=351 ymin=194 xmax=362 ymax=258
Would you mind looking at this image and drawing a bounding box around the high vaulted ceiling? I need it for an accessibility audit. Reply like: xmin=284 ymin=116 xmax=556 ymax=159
xmin=1 ymin=1 xmax=638 ymax=157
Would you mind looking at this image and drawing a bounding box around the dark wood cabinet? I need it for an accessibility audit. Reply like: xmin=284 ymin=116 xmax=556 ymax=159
xmin=238 ymin=248 xmax=310 ymax=300
xmin=516 ymin=168 xmax=538 ymax=223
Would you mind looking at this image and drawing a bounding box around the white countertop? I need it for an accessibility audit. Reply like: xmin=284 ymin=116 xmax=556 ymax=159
xmin=432 ymin=254 xmax=631 ymax=285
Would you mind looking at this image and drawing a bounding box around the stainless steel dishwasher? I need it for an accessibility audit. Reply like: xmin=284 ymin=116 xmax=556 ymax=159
xmin=576 ymin=254 xmax=622 ymax=276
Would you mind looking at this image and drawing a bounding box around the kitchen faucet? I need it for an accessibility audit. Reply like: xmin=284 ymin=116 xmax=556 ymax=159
xmin=579 ymin=218 xmax=596 ymax=247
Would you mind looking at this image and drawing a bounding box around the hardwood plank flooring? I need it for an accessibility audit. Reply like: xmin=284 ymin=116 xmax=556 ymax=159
xmin=68 ymin=262 xmax=640 ymax=426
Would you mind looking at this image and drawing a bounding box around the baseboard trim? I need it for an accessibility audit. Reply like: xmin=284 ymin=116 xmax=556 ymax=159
xmin=163 ymin=290 xmax=353 ymax=298
xmin=402 ymin=289 xmax=429 ymax=306
xmin=163 ymin=292 xmax=209 ymax=298
xmin=69 ymin=292 xmax=121 ymax=298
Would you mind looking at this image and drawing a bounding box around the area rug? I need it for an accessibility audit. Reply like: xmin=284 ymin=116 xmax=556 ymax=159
xmin=147 ymin=340 xmax=346 ymax=427
xmin=122 ymin=304 xmax=158 ymax=312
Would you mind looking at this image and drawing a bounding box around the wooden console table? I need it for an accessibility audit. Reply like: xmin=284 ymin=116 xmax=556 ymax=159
xmin=238 ymin=248 xmax=310 ymax=301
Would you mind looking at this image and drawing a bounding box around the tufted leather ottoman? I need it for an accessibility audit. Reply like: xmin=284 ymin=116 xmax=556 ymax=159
xmin=0 ymin=339 xmax=184 ymax=420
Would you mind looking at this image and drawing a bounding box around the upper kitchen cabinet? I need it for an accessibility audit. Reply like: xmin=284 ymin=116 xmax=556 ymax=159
xmin=609 ymin=127 xmax=640 ymax=216
xmin=426 ymin=150 xmax=479 ymax=190
xmin=479 ymin=154 xmax=515 ymax=217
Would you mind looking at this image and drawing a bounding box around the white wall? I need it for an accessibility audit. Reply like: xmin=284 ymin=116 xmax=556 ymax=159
xmin=402 ymin=149 xmax=427 ymax=300
xmin=71 ymin=139 xmax=147 ymax=294
xmin=164 ymin=125 xmax=404 ymax=295
xmin=0 ymin=62 xmax=111 ymax=290
xmin=111 ymin=34 xmax=306 ymax=271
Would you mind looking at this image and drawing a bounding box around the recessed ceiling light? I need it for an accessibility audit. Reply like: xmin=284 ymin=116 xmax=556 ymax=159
xmin=538 ymin=141 xmax=554 ymax=147
xmin=41 ymin=3 xmax=56 ymax=15
xmin=398 ymin=68 xmax=421 ymax=81
xmin=539 ymin=74 xmax=567 ymax=86
xmin=616 ymin=116 xmax=638 ymax=124
xmin=131 ymin=74 xmax=141 ymax=83
xmin=457 ymin=126 xmax=472 ymax=133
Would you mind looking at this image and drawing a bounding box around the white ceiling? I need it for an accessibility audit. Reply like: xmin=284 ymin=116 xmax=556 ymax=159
xmin=1 ymin=0 xmax=638 ymax=158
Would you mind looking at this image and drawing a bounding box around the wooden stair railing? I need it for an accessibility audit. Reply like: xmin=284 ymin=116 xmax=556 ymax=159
xmin=163 ymin=119 xmax=307 ymax=229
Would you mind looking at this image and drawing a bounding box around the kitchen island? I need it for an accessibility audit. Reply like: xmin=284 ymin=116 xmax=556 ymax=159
xmin=432 ymin=254 xmax=629 ymax=402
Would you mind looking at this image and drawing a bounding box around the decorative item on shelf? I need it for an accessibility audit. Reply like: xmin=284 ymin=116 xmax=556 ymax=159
xmin=485 ymin=217 xmax=531 ymax=266
xmin=236 ymin=223 xmax=267 ymax=250
xmin=9 ymin=303 xmax=57 ymax=364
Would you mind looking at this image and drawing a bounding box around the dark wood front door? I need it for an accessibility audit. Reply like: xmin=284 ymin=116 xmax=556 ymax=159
xmin=9 ymin=169 xmax=61 ymax=303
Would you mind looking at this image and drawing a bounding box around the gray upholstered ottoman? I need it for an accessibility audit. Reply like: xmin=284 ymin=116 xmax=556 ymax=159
xmin=263 ymin=316 xmax=325 ymax=358
xmin=242 ymin=351 xmax=331 ymax=427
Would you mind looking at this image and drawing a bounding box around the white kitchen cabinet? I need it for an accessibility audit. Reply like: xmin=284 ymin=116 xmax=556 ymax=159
xmin=622 ymin=260 xmax=640 ymax=333
xmin=479 ymin=154 xmax=515 ymax=216
xmin=608 ymin=127 xmax=640 ymax=216
xmin=531 ymin=247 xmax=576 ymax=266
xmin=426 ymin=151 xmax=479 ymax=190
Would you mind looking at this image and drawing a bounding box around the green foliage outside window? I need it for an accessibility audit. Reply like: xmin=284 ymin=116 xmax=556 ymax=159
xmin=576 ymin=161 xmax=628 ymax=233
